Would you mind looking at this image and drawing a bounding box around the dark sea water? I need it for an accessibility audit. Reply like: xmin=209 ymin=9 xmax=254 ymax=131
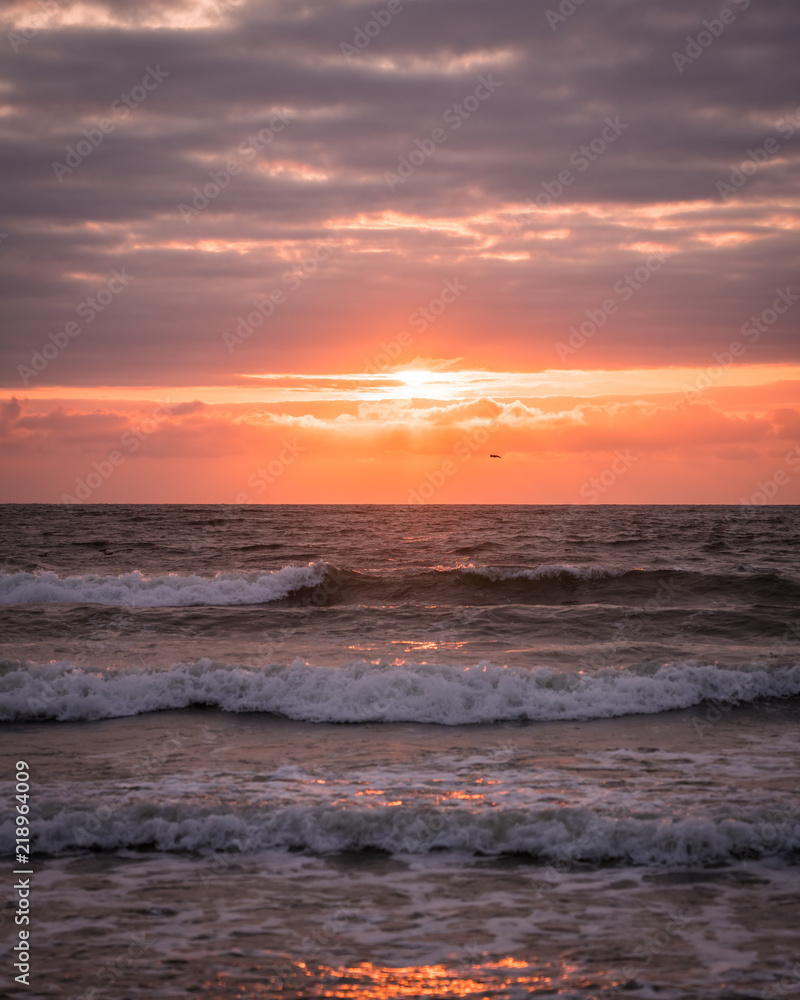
xmin=1 ymin=504 xmax=799 ymax=999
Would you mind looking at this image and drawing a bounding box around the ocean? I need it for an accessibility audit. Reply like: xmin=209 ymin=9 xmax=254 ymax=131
xmin=1 ymin=503 xmax=799 ymax=999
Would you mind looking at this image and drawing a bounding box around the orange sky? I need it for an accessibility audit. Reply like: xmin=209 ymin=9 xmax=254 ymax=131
xmin=3 ymin=365 xmax=800 ymax=503
xmin=1 ymin=0 xmax=799 ymax=503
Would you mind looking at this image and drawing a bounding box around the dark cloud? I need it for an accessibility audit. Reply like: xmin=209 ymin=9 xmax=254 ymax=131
xmin=1 ymin=0 xmax=798 ymax=386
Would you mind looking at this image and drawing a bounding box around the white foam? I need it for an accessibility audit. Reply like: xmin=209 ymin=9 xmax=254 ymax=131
xmin=459 ymin=563 xmax=621 ymax=581
xmin=7 ymin=784 xmax=799 ymax=863
xmin=0 ymin=562 xmax=327 ymax=607
xmin=1 ymin=657 xmax=799 ymax=724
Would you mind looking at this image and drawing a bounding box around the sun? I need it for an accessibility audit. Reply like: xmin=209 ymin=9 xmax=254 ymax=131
xmin=396 ymin=369 xmax=435 ymax=387
xmin=387 ymin=367 xmax=472 ymax=400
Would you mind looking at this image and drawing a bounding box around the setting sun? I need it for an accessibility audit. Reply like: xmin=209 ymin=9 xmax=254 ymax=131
xmin=396 ymin=368 xmax=436 ymax=386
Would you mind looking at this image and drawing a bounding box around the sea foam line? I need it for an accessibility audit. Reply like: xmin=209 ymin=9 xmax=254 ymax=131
xmin=4 ymin=787 xmax=799 ymax=862
xmin=2 ymin=658 xmax=799 ymax=724
xmin=0 ymin=562 xmax=328 ymax=607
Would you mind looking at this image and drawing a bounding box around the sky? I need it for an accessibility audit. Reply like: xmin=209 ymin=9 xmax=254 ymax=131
xmin=1 ymin=0 xmax=799 ymax=503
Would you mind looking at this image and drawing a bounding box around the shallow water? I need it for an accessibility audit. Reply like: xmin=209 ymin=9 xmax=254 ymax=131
xmin=1 ymin=504 xmax=799 ymax=997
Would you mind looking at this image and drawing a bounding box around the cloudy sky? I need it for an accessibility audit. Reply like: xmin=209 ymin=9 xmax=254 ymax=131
xmin=1 ymin=0 xmax=799 ymax=502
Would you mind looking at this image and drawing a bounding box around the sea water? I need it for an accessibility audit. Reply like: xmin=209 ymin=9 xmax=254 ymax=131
xmin=1 ymin=504 xmax=799 ymax=998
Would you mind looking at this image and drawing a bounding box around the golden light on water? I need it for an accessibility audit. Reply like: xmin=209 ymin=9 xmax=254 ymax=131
xmin=201 ymin=956 xmax=612 ymax=998
xmin=321 ymin=960 xmax=532 ymax=998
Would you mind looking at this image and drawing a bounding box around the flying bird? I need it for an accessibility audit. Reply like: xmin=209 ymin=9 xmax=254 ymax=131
xmin=490 ymin=454 xmax=502 ymax=458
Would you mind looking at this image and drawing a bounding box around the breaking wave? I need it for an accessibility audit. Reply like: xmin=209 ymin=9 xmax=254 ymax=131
xmin=2 ymin=561 xmax=799 ymax=608
xmin=0 ymin=562 xmax=328 ymax=607
xmin=2 ymin=657 xmax=798 ymax=724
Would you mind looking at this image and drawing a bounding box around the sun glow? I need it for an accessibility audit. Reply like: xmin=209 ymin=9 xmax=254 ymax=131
xmin=396 ymin=369 xmax=436 ymax=387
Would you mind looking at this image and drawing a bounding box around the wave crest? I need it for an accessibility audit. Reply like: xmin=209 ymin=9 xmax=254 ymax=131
xmin=2 ymin=658 xmax=798 ymax=724
xmin=5 ymin=780 xmax=798 ymax=862
xmin=3 ymin=561 xmax=797 ymax=608
xmin=0 ymin=562 xmax=329 ymax=607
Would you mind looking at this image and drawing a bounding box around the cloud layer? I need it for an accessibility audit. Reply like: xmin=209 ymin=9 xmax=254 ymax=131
xmin=1 ymin=0 xmax=799 ymax=389
xmin=2 ymin=0 xmax=799 ymax=502
xmin=3 ymin=385 xmax=799 ymax=503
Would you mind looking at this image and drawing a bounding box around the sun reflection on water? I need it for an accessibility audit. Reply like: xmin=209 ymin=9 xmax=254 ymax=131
xmin=200 ymin=956 xmax=613 ymax=998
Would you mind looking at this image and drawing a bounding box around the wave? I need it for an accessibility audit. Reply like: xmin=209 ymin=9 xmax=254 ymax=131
xmin=461 ymin=564 xmax=619 ymax=581
xmin=452 ymin=563 xmax=800 ymax=607
xmin=2 ymin=561 xmax=798 ymax=608
xmin=0 ymin=562 xmax=328 ymax=607
xmin=5 ymin=786 xmax=799 ymax=863
xmin=2 ymin=658 xmax=799 ymax=724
